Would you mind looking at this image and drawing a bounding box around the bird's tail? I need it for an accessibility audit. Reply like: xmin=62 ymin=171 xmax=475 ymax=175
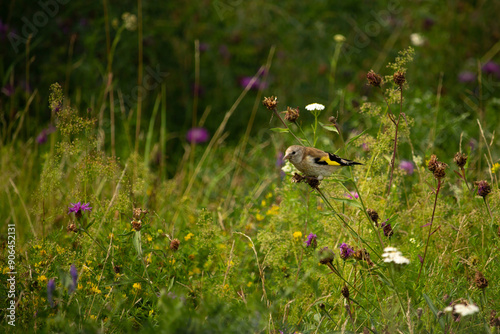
xmin=341 ymin=159 xmax=363 ymax=166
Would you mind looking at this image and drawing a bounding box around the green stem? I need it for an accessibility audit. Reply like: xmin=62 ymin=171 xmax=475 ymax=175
xmin=272 ymin=109 xmax=304 ymax=146
xmin=416 ymin=178 xmax=442 ymax=285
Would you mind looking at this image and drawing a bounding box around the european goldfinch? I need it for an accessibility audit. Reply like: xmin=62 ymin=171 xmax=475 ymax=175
xmin=284 ymin=145 xmax=362 ymax=180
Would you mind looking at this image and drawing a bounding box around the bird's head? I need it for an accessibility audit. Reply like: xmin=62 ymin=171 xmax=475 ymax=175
xmin=284 ymin=145 xmax=304 ymax=164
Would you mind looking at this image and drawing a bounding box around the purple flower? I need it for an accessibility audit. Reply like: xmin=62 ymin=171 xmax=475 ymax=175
xmin=418 ymin=255 xmax=423 ymax=264
xmin=239 ymin=76 xmax=261 ymax=90
xmin=199 ymin=42 xmax=209 ymax=52
xmin=69 ymin=265 xmax=78 ymax=293
xmin=68 ymin=202 xmax=92 ymax=219
xmin=345 ymin=191 xmax=359 ymax=200
xmin=339 ymin=243 xmax=354 ymax=260
xmin=1 ymin=83 xmax=15 ymax=96
xmin=219 ymin=45 xmax=231 ymax=61
xmin=305 ymin=233 xmax=317 ymax=248
xmin=399 ymin=160 xmax=414 ymax=175
xmin=186 ymin=127 xmax=210 ymax=144
xmin=47 ymin=279 xmax=56 ymax=307
xmin=36 ymin=125 xmax=56 ymax=144
xmin=458 ymin=71 xmax=476 ymax=83
xmin=482 ymin=61 xmax=500 ymax=76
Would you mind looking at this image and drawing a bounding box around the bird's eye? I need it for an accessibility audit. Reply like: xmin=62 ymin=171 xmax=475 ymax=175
xmin=292 ymin=151 xmax=296 ymax=155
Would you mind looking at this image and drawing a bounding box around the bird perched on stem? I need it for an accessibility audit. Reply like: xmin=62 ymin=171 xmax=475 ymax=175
xmin=284 ymin=145 xmax=362 ymax=180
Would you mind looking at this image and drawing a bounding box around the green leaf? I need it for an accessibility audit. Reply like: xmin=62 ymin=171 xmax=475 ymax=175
xmin=345 ymin=129 xmax=367 ymax=148
xmin=133 ymin=231 xmax=143 ymax=258
xmin=423 ymin=293 xmax=445 ymax=331
xmin=269 ymin=127 xmax=289 ymax=133
xmin=319 ymin=121 xmax=339 ymax=133
xmin=330 ymin=197 xmax=363 ymax=209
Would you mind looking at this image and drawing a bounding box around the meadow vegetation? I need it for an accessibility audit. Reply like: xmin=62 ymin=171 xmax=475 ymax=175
xmin=1 ymin=1 xmax=500 ymax=333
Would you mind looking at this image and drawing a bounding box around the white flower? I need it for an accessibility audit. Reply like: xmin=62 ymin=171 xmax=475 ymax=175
xmin=382 ymin=247 xmax=410 ymax=265
xmin=444 ymin=303 xmax=479 ymax=317
xmin=305 ymin=103 xmax=325 ymax=111
xmin=281 ymin=161 xmax=297 ymax=174
xmin=410 ymin=33 xmax=424 ymax=46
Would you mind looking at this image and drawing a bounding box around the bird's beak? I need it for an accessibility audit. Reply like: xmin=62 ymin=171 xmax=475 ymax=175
xmin=283 ymin=153 xmax=291 ymax=161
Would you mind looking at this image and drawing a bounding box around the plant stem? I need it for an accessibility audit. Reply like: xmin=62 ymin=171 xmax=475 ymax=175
xmin=417 ymin=178 xmax=441 ymax=285
xmin=387 ymin=86 xmax=403 ymax=195
xmin=272 ymin=109 xmax=304 ymax=146
xmin=483 ymin=197 xmax=493 ymax=220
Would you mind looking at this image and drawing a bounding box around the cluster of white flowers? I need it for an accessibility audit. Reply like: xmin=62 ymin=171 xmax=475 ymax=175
xmin=382 ymin=247 xmax=410 ymax=265
xmin=281 ymin=161 xmax=297 ymax=174
xmin=305 ymin=103 xmax=325 ymax=111
xmin=410 ymin=33 xmax=425 ymax=46
xmin=444 ymin=303 xmax=479 ymax=317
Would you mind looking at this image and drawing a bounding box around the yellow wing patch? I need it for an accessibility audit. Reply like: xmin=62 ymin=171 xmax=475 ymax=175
xmin=317 ymin=156 xmax=341 ymax=166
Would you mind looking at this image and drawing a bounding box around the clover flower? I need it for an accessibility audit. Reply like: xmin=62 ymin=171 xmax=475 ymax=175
xmin=69 ymin=265 xmax=78 ymax=293
xmin=68 ymin=202 xmax=92 ymax=219
xmin=186 ymin=127 xmax=210 ymax=144
xmin=339 ymin=243 xmax=354 ymax=260
xmin=475 ymin=180 xmax=491 ymax=198
xmin=399 ymin=160 xmax=414 ymax=175
xmin=345 ymin=191 xmax=359 ymax=200
xmin=47 ymin=279 xmax=56 ymax=307
xmin=382 ymin=247 xmax=409 ymax=264
xmin=305 ymin=233 xmax=317 ymax=248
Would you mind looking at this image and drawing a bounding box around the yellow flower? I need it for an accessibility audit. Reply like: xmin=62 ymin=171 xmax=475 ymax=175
xmin=90 ymin=285 xmax=102 ymax=294
xmin=78 ymin=283 xmax=83 ymax=290
xmin=3 ymin=267 xmax=10 ymax=274
xmin=293 ymin=231 xmax=303 ymax=241
xmin=169 ymin=258 xmax=176 ymax=265
xmin=149 ymin=309 xmax=154 ymax=317
xmin=146 ymin=253 xmax=152 ymax=264
xmin=157 ymin=229 xmax=164 ymax=234
xmin=223 ymin=284 xmax=230 ymax=292
xmin=132 ymin=283 xmax=141 ymax=290
xmin=255 ymin=213 xmax=265 ymax=221
xmin=266 ymin=192 xmax=273 ymax=199
xmin=247 ymin=281 xmax=253 ymax=287
xmin=492 ymin=162 xmax=500 ymax=174
xmin=90 ymin=315 xmax=97 ymax=320
xmin=217 ymin=244 xmax=227 ymax=250
xmin=192 ymin=267 xmax=201 ymax=275
xmin=184 ymin=233 xmax=194 ymax=241
xmin=266 ymin=204 xmax=279 ymax=216
xmin=146 ymin=235 xmax=152 ymax=242
xmin=56 ymin=246 xmax=65 ymax=254
xmin=261 ymin=200 xmax=267 ymax=207
xmin=38 ymin=275 xmax=47 ymax=283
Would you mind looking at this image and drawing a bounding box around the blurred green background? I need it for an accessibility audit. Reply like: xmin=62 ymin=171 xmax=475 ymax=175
xmin=2 ymin=0 xmax=500 ymax=173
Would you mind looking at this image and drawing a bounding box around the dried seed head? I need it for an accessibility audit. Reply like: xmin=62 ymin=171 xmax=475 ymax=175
xmin=318 ymin=247 xmax=335 ymax=265
xmin=291 ymin=173 xmax=305 ymax=183
xmin=328 ymin=116 xmax=337 ymax=124
xmin=490 ymin=310 xmax=500 ymax=327
xmin=170 ymin=239 xmax=180 ymax=251
xmin=383 ymin=223 xmax=394 ymax=238
xmin=262 ymin=96 xmax=278 ymax=111
xmin=353 ymin=249 xmax=374 ymax=266
xmin=453 ymin=152 xmax=467 ymax=169
xmin=284 ymin=106 xmax=300 ymax=122
xmin=367 ymin=70 xmax=382 ymax=87
xmin=341 ymin=285 xmax=350 ymax=299
xmin=416 ymin=308 xmax=423 ymax=320
xmin=305 ymin=177 xmax=321 ymax=189
xmin=367 ymin=208 xmax=379 ymax=225
xmin=131 ymin=219 xmax=142 ymax=231
xmin=475 ymin=180 xmax=491 ymax=197
xmin=113 ymin=265 xmax=121 ymax=273
xmin=475 ymin=271 xmax=488 ymax=289
xmin=433 ymin=162 xmax=448 ymax=180
xmin=393 ymin=71 xmax=406 ymax=86
xmin=428 ymin=154 xmax=438 ymax=172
